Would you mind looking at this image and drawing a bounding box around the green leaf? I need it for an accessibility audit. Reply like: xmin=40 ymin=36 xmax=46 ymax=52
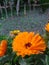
xmin=40 ymin=59 xmax=46 ymax=65
xmin=19 ymin=58 xmax=27 ymax=65
xmin=45 ymin=55 xmax=49 ymax=65
xmin=47 ymin=41 xmax=49 ymax=49
xmin=0 ymin=35 xmax=7 ymax=40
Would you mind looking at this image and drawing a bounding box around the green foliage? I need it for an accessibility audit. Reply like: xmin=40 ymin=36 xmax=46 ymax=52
xmin=40 ymin=0 xmax=49 ymax=11
xmin=0 ymin=0 xmax=49 ymax=19
xmin=40 ymin=0 xmax=49 ymax=3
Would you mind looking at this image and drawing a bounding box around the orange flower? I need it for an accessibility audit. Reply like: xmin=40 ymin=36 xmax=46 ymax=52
xmin=45 ymin=23 xmax=49 ymax=32
xmin=12 ymin=32 xmax=46 ymax=57
xmin=0 ymin=40 xmax=7 ymax=57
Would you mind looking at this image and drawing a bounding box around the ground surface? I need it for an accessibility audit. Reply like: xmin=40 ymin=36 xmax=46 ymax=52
xmin=0 ymin=8 xmax=49 ymax=35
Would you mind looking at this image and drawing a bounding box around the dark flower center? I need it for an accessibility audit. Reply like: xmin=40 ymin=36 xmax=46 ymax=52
xmin=25 ymin=43 xmax=32 ymax=48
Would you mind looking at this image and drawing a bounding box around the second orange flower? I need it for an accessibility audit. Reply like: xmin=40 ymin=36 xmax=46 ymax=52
xmin=45 ymin=23 xmax=49 ymax=32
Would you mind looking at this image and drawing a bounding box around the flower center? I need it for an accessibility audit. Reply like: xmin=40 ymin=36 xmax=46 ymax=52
xmin=25 ymin=43 xmax=32 ymax=48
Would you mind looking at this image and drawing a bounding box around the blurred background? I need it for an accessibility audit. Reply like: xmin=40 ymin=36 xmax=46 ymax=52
xmin=0 ymin=0 xmax=49 ymax=35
